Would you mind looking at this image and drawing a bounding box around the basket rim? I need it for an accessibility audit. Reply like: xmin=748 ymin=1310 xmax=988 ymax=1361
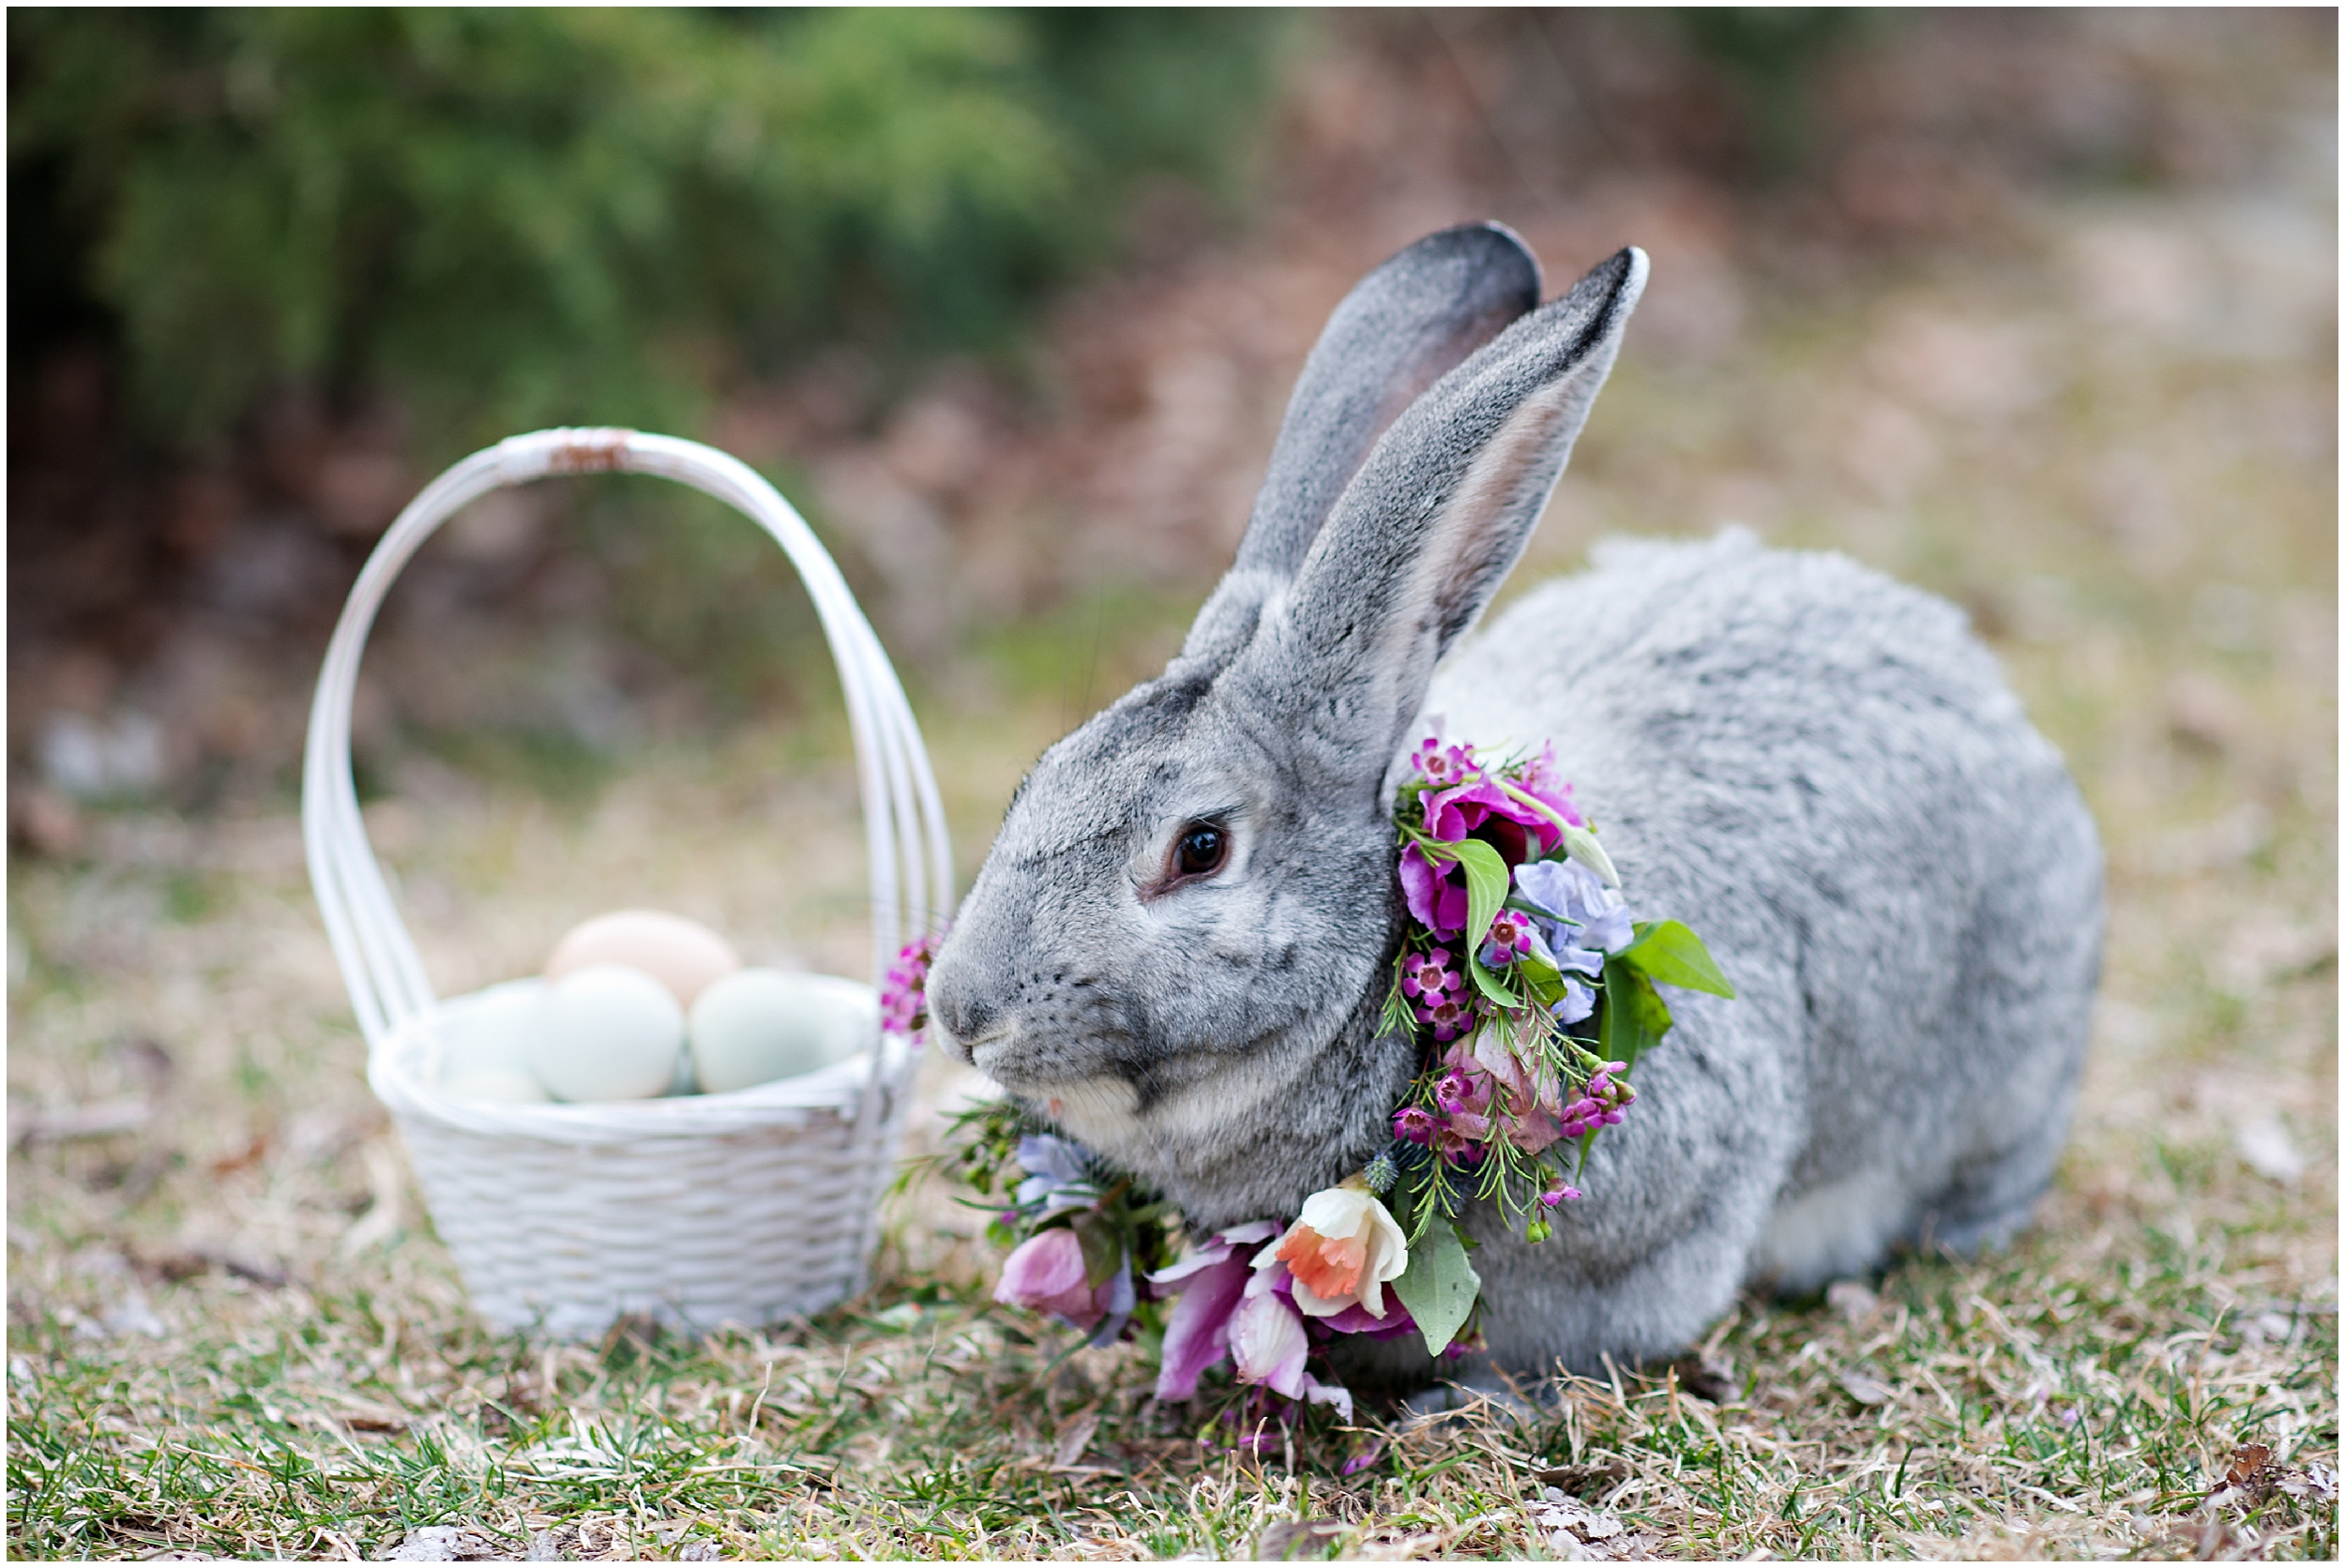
xmin=373 ymin=981 xmax=915 ymax=1144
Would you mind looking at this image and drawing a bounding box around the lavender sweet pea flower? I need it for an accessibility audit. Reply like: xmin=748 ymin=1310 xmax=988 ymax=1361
xmin=1516 ymin=859 xmax=1634 ymax=956
xmin=1551 ymin=973 xmax=1595 ymax=1026
xmin=1014 ymin=1134 xmax=1096 ymax=1216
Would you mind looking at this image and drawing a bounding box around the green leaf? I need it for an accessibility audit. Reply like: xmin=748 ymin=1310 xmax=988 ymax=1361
xmin=1597 ymin=957 xmax=1673 ymax=1075
xmin=1615 ymin=920 xmax=1735 ymax=998
xmin=1514 ymin=953 xmax=1566 ymax=1009
xmin=1451 ymin=837 xmax=1511 ymax=951
xmin=1069 ymin=1210 xmax=1122 ymax=1289
xmin=1390 ymin=1219 xmax=1481 ymax=1358
xmin=1467 ymin=952 xmax=1519 ymax=1010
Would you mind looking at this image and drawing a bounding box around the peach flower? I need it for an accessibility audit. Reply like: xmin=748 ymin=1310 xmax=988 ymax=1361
xmin=1259 ymin=1178 xmax=1409 ymax=1319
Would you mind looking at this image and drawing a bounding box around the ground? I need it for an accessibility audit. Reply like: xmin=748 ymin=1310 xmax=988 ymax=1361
xmin=8 ymin=15 xmax=2336 ymax=1562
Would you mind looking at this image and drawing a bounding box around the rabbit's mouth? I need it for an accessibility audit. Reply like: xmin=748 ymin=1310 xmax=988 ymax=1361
xmin=927 ymin=1014 xmax=1004 ymax=1068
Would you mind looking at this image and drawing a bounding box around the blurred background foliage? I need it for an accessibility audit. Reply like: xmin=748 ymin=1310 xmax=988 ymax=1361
xmin=5 ymin=7 xmax=2332 ymax=833
xmin=10 ymin=7 xmax=1284 ymax=448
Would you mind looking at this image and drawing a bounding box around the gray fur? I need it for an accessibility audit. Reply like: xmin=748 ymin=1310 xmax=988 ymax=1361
xmin=926 ymin=229 xmax=2103 ymax=1378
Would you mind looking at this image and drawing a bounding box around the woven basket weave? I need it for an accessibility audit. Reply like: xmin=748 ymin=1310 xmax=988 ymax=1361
xmin=301 ymin=429 xmax=952 ymax=1339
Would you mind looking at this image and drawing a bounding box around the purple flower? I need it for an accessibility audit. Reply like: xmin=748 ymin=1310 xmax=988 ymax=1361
xmin=1541 ymin=1182 xmax=1582 ymax=1206
xmin=1392 ymin=1105 xmax=1439 ymax=1145
xmin=1433 ymin=1122 xmax=1487 ymax=1165
xmin=994 ymin=1229 xmax=1113 ymax=1330
xmin=1421 ymin=776 xmax=1563 ymax=859
xmin=1399 ymin=845 xmax=1470 ymax=938
xmin=1149 ymin=1221 xmax=1278 ymax=1401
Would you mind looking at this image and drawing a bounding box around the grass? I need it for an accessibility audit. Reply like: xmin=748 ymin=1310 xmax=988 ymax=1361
xmin=8 ymin=173 xmax=2335 ymax=1559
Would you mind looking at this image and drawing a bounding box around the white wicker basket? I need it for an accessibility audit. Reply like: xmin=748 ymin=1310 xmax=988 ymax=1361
xmin=301 ymin=428 xmax=952 ymax=1339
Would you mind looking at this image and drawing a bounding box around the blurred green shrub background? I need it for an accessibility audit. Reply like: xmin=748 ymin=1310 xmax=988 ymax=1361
xmin=6 ymin=8 xmax=2330 ymax=832
xmin=11 ymin=8 xmax=1282 ymax=448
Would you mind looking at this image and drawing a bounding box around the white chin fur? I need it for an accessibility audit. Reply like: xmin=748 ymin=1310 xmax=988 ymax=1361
xmin=1006 ymin=1054 xmax=1291 ymax=1170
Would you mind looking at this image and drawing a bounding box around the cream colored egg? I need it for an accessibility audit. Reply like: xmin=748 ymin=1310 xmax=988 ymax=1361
xmin=441 ymin=1068 xmax=552 ymax=1104
xmin=545 ymin=910 xmax=741 ymax=1007
xmin=534 ymin=964 xmax=686 ymax=1102
xmin=434 ymin=979 xmax=548 ymax=1084
xmin=688 ymin=970 xmax=876 ymax=1094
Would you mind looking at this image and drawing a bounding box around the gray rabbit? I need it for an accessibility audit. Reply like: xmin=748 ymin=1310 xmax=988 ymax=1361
xmin=926 ymin=224 xmax=2103 ymax=1378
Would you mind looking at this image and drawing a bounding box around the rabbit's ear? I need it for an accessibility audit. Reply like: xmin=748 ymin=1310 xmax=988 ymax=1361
xmin=1181 ymin=224 xmax=1540 ymax=666
xmin=1250 ymin=247 xmax=1647 ymax=764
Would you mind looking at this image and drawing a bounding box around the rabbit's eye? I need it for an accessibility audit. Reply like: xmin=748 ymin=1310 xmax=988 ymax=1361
xmin=1172 ymin=822 xmax=1229 ymax=879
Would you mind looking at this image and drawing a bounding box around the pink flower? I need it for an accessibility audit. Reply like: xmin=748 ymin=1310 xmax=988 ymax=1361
xmin=1392 ymin=1105 xmax=1439 ymax=1145
xmin=1417 ymin=993 xmax=1474 ymax=1042
xmin=880 ymin=932 xmax=942 ymax=1037
xmin=1433 ymin=1122 xmax=1487 ymax=1165
xmin=993 ymin=1229 xmax=1110 ymax=1329
xmin=1229 ymin=1262 xmax=1353 ymax=1418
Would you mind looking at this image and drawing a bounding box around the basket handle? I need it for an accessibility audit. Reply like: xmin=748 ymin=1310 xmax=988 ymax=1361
xmin=301 ymin=429 xmax=954 ymax=1075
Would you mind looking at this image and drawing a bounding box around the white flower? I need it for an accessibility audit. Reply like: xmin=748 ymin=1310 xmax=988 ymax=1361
xmin=1256 ymin=1178 xmax=1410 ymax=1319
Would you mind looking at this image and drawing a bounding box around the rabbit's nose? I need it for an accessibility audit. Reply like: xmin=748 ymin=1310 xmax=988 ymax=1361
xmin=927 ymin=974 xmax=999 ymax=1064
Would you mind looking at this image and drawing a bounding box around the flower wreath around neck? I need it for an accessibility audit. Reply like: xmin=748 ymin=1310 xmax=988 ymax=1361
xmin=889 ymin=733 xmax=1733 ymax=1425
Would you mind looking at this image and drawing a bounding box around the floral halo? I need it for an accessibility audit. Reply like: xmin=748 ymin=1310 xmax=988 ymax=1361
xmin=900 ymin=732 xmax=1732 ymax=1426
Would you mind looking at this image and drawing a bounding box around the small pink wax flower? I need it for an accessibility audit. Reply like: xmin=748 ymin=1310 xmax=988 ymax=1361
xmin=1411 ymin=734 xmax=1476 ymax=788
xmin=1400 ymin=946 xmax=1463 ymax=1001
xmin=1417 ymin=993 xmax=1474 ymax=1041
xmin=1480 ymin=909 xmax=1536 ymax=968
xmin=1513 ymin=744 xmax=1583 ymax=828
xmin=1393 ymin=1105 xmax=1439 ymax=1145
xmin=993 ymin=1229 xmax=1110 ymax=1329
